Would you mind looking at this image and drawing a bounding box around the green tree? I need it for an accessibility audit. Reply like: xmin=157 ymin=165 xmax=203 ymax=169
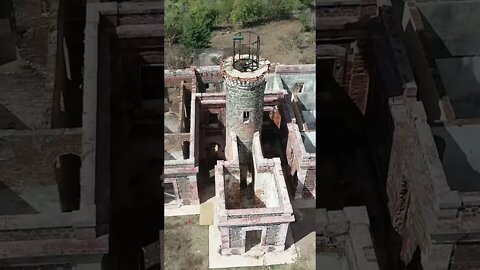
xmin=165 ymin=2 xmax=186 ymax=45
xmin=181 ymin=1 xmax=218 ymax=48
xmin=189 ymin=2 xmax=218 ymax=29
xmin=182 ymin=21 xmax=212 ymax=48
xmin=299 ymin=11 xmax=314 ymax=32
xmin=231 ymin=0 xmax=264 ymax=27
xmin=216 ymin=0 xmax=234 ymax=24
xmin=182 ymin=1 xmax=217 ymax=48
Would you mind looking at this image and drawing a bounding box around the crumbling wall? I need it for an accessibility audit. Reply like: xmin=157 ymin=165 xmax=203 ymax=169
xmin=0 ymin=72 xmax=51 ymax=129
xmin=348 ymin=42 xmax=370 ymax=114
xmin=164 ymin=133 xmax=190 ymax=159
xmin=175 ymin=176 xmax=198 ymax=205
xmin=164 ymin=175 xmax=199 ymax=207
xmin=286 ymin=123 xmax=316 ymax=200
xmin=224 ymin=168 xmax=241 ymax=209
xmin=13 ymin=0 xmax=58 ymax=80
xmin=220 ymin=223 xmax=289 ymax=255
xmin=316 ymin=207 xmax=379 ymax=270
xmin=317 ymin=0 xmax=378 ymax=30
xmin=386 ymin=97 xmax=480 ymax=267
xmin=0 ymin=263 xmax=73 ymax=269
xmin=302 ymin=167 xmax=316 ymax=198
xmin=0 ymin=227 xmax=83 ymax=242
xmin=215 ymin=159 xmax=294 ymax=256
xmin=387 ymin=100 xmax=434 ymax=263
xmin=164 ymin=69 xmax=195 ymax=89
xmin=195 ymin=66 xmax=222 ymax=92
xmin=0 ymin=128 xmax=81 ymax=189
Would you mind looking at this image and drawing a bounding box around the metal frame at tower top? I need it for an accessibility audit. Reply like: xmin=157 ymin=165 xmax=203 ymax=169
xmin=232 ymin=31 xmax=261 ymax=72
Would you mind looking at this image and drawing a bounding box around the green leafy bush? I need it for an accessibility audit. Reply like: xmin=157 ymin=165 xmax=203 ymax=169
xmin=231 ymin=0 xmax=264 ymax=27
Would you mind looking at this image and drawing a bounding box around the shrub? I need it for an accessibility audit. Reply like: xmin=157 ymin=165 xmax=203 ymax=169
xmin=231 ymin=0 xmax=264 ymax=27
xmin=298 ymin=11 xmax=314 ymax=32
xmin=181 ymin=2 xmax=218 ymax=48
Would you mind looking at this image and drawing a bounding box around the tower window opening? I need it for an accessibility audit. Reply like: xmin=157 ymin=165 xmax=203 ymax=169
xmin=243 ymin=111 xmax=250 ymax=123
xmin=208 ymin=113 xmax=219 ymax=128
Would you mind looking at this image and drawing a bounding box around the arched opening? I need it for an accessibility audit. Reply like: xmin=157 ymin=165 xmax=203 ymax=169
xmin=54 ymin=153 xmax=81 ymax=212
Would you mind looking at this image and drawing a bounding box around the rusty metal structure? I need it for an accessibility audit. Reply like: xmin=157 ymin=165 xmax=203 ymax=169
xmin=232 ymin=31 xmax=261 ymax=72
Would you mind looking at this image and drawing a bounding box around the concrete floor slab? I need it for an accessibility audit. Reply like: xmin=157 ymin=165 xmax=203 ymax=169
xmin=199 ymin=201 xmax=214 ymax=225
xmin=165 ymin=196 xmax=216 ymax=217
xmin=431 ymin=124 xmax=480 ymax=191
xmin=292 ymin=198 xmax=316 ymax=209
xmin=208 ymin=225 xmax=298 ymax=269
xmin=164 ymin=204 xmax=200 ymax=217
xmin=436 ymin=57 xmax=480 ymax=119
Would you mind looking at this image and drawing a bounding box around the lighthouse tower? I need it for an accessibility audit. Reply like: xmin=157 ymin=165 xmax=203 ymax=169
xmin=222 ymin=32 xmax=270 ymax=164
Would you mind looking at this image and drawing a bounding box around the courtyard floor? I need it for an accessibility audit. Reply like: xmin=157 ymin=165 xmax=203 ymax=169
xmin=164 ymin=210 xmax=315 ymax=270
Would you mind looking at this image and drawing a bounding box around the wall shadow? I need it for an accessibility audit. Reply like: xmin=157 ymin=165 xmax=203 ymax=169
xmin=0 ymin=181 xmax=38 ymax=215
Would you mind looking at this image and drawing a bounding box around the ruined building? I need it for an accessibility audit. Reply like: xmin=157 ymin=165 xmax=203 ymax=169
xmin=214 ymin=43 xmax=295 ymax=256
xmin=318 ymin=0 xmax=480 ymax=268
xmin=163 ymin=32 xmax=316 ymax=263
xmin=0 ymin=1 xmax=162 ymax=269
xmin=316 ymin=207 xmax=379 ymax=270
xmin=382 ymin=0 xmax=480 ymax=268
xmin=316 ymin=0 xmax=416 ymax=268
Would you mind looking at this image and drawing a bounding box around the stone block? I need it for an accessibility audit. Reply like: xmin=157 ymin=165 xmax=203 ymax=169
xmin=461 ymin=192 xmax=480 ymax=207
xmin=344 ymin=206 xmax=370 ymax=225
xmin=327 ymin=210 xmax=346 ymax=224
xmin=438 ymin=208 xmax=458 ymax=220
xmin=315 ymin=208 xmax=328 ymax=229
xmin=439 ymin=191 xmax=461 ymax=209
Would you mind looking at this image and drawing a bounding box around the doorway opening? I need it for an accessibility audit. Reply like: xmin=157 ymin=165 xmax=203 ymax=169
xmin=54 ymin=154 xmax=81 ymax=212
xmin=245 ymin=230 xmax=262 ymax=252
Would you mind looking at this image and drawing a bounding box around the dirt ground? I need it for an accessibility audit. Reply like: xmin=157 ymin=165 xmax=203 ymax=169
xmin=164 ymin=215 xmax=210 ymax=270
xmin=210 ymin=20 xmax=315 ymax=65
xmin=164 ymin=210 xmax=315 ymax=270
xmin=165 ymin=20 xmax=315 ymax=68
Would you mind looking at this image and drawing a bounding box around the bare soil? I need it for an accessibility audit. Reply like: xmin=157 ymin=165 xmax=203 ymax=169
xmin=165 ymin=20 xmax=315 ymax=68
xmin=211 ymin=20 xmax=315 ymax=65
xmin=164 ymin=215 xmax=210 ymax=270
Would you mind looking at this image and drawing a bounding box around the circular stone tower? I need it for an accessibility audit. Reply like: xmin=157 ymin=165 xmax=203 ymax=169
xmin=222 ymin=32 xmax=270 ymax=164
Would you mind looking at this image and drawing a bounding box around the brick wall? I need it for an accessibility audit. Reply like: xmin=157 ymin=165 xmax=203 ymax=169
xmin=317 ymin=207 xmax=379 ymax=270
xmin=303 ymin=168 xmax=316 ymax=198
xmin=348 ymin=42 xmax=370 ymax=114
xmin=0 ymin=228 xmax=75 ymax=242
xmin=164 ymin=70 xmax=195 ymax=88
xmin=387 ymin=101 xmax=434 ymax=264
xmin=317 ymin=1 xmax=378 ymax=30
xmin=0 ymin=129 xmax=81 ymax=191
xmin=222 ymin=224 xmax=284 ymax=255
xmin=225 ymin=79 xmax=266 ymax=163
xmin=164 ymin=133 xmax=190 ymax=153
xmin=285 ymin=124 xmax=316 ymax=200
xmin=176 ymin=177 xmax=198 ymax=205
xmin=0 ymin=264 xmax=72 ymax=270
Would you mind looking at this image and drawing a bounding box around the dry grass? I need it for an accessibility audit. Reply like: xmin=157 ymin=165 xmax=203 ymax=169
xmin=164 ymin=215 xmax=209 ymax=270
xmin=209 ymin=20 xmax=315 ymax=65
xmin=164 ymin=213 xmax=315 ymax=270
